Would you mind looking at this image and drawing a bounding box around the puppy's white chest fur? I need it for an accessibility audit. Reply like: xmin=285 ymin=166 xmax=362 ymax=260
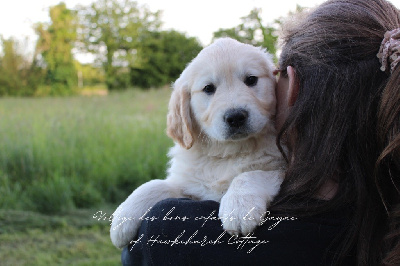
xmin=167 ymin=133 xmax=284 ymax=202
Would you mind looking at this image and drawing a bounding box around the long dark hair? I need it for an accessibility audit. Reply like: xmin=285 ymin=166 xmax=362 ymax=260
xmin=376 ymin=60 xmax=400 ymax=265
xmin=273 ymin=0 xmax=400 ymax=264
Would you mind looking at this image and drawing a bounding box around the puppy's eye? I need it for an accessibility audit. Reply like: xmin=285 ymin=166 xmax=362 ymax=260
xmin=203 ymin=84 xmax=216 ymax=95
xmin=244 ymin=76 xmax=258 ymax=87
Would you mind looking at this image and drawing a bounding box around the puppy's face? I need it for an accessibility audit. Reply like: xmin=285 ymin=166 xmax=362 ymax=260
xmin=167 ymin=38 xmax=276 ymax=148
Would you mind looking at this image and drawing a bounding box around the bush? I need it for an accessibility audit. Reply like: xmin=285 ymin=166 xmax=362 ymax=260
xmin=29 ymin=175 xmax=75 ymax=214
xmin=71 ymin=181 xmax=103 ymax=208
xmin=106 ymin=69 xmax=131 ymax=90
xmin=0 ymin=171 xmax=29 ymax=209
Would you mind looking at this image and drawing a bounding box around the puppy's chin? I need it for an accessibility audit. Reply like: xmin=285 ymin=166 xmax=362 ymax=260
xmin=224 ymin=130 xmax=251 ymax=141
xmin=227 ymin=135 xmax=249 ymax=141
xmin=202 ymin=122 xmax=270 ymax=142
xmin=220 ymin=127 xmax=264 ymax=142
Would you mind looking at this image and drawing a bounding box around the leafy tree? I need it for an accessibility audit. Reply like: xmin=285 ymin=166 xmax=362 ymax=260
xmin=213 ymin=8 xmax=278 ymax=57
xmin=0 ymin=38 xmax=24 ymax=95
xmin=131 ymin=30 xmax=203 ymax=89
xmin=76 ymin=0 xmax=162 ymax=89
xmin=74 ymin=61 xmax=105 ymax=87
xmin=0 ymin=37 xmax=42 ymax=96
xmin=275 ymin=5 xmax=305 ymax=26
xmin=35 ymin=2 xmax=77 ymax=95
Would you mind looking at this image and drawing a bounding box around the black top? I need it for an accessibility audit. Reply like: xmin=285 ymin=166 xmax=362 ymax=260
xmin=121 ymin=198 xmax=355 ymax=266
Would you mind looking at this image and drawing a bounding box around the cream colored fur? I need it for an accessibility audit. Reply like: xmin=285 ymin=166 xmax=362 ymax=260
xmin=110 ymin=38 xmax=286 ymax=249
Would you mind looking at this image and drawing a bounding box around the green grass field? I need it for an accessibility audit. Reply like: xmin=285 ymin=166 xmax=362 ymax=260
xmin=0 ymin=88 xmax=173 ymax=265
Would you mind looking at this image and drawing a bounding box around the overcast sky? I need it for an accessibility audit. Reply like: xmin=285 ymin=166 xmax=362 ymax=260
xmin=0 ymin=0 xmax=399 ymax=61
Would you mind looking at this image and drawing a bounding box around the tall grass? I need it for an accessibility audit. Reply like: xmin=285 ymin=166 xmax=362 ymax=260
xmin=0 ymin=89 xmax=173 ymax=213
xmin=0 ymin=208 xmax=120 ymax=265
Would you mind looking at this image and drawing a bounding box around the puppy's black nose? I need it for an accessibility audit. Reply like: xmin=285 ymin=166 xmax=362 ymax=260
xmin=224 ymin=109 xmax=248 ymax=128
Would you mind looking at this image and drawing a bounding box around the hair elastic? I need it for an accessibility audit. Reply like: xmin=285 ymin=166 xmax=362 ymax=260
xmin=377 ymin=28 xmax=400 ymax=73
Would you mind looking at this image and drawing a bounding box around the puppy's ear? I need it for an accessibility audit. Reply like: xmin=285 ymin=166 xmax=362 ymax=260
xmin=167 ymin=82 xmax=194 ymax=149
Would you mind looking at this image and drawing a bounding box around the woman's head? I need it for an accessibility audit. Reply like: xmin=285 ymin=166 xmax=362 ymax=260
xmin=274 ymin=0 xmax=400 ymax=264
xmin=277 ymin=0 xmax=400 ymax=153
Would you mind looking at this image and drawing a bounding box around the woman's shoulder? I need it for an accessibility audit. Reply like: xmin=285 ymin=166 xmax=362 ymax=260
xmin=122 ymin=198 xmax=355 ymax=265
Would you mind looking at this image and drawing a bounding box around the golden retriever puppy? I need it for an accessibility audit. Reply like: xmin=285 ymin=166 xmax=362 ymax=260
xmin=110 ymin=38 xmax=286 ymax=249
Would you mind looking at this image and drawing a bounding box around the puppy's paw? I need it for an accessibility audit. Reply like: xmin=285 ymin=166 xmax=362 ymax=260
xmin=219 ymin=192 xmax=267 ymax=236
xmin=110 ymin=206 xmax=143 ymax=248
xmin=109 ymin=179 xmax=182 ymax=248
xmin=218 ymin=170 xmax=283 ymax=236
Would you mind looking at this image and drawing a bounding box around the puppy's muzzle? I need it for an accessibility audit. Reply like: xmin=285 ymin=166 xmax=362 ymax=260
xmin=224 ymin=108 xmax=248 ymax=128
xmin=224 ymin=108 xmax=250 ymax=139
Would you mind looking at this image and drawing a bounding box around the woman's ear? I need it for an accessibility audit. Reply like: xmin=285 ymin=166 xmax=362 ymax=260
xmin=166 ymin=81 xmax=194 ymax=149
xmin=287 ymin=66 xmax=299 ymax=106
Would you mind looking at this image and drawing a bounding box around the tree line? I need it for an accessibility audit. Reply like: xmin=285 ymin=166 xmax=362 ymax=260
xmin=0 ymin=0 xmax=284 ymax=96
